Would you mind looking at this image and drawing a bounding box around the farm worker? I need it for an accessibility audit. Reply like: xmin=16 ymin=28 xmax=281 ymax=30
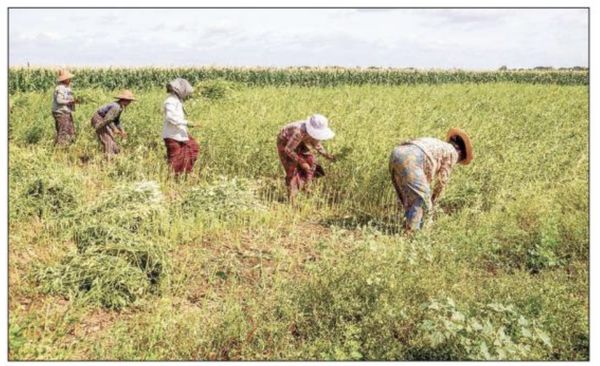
xmin=51 ymin=69 xmax=77 ymax=145
xmin=389 ymin=128 xmax=473 ymax=232
xmin=90 ymin=90 xmax=136 ymax=156
xmin=162 ymin=78 xmax=200 ymax=175
xmin=277 ymin=114 xmax=336 ymax=204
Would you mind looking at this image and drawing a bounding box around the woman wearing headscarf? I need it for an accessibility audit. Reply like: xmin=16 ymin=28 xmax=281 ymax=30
xmin=51 ymin=69 xmax=77 ymax=145
xmin=389 ymin=128 xmax=473 ymax=232
xmin=90 ymin=90 xmax=136 ymax=156
xmin=162 ymin=78 xmax=199 ymax=175
xmin=277 ymin=114 xmax=336 ymax=204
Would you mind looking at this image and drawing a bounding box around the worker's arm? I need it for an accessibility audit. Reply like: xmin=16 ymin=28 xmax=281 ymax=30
xmin=431 ymin=163 xmax=453 ymax=206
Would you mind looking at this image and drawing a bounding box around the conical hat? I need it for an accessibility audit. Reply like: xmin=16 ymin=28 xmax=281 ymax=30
xmin=56 ymin=69 xmax=74 ymax=82
xmin=446 ymin=128 xmax=473 ymax=165
xmin=114 ymin=90 xmax=136 ymax=101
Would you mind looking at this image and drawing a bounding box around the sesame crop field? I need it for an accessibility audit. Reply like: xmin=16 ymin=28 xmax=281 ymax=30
xmin=8 ymin=68 xmax=589 ymax=360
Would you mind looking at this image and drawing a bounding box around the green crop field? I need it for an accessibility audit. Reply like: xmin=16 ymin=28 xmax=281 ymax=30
xmin=8 ymin=69 xmax=589 ymax=360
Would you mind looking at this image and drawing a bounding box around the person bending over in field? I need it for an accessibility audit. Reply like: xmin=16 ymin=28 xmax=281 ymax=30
xmin=90 ymin=90 xmax=136 ymax=156
xmin=277 ymin=114 xmax=336 ymax=205
xmin=51 ymin=69 xmax=77 ymax=145
xmin=389 ymin=128 xmax=473 ymax=233
xmin=162 ymin=78 xmax=200 ymax=176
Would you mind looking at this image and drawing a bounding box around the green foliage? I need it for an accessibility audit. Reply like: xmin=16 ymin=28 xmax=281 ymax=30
xmin=23 ymin=123 xmax=45 ymax=144
xmin=196 ymin=79 xmax=243 ymax=101
xmin=283 ymin=238 xmax=411 ymax=360
xmin=82 ymin=180 xmax=166 ymax=235
xmin=8 ymin=67 xmax=588 ymax=93
xmin=414 ymin=298 xmax=552 ymax=360
xmin=35 ymin=252 xmax=150 ymax=309
xmin=9 ymin=81 xmax=588 ymax=360
xmin=74 ymin=224 xmax=165 ymax=282
xmin=35 ymin=181 xmax=169 ymax=309
xmin=179 ymin=176 xmax=265 ymax=220
xmin=274 ymin=231 xmax=555 ymax=360
xmin=23 ymin=176 xmax=81 ymax=219
xmin=455 ymin=180 xmax=588 ymax=274
xmin=9 ymin=148 xmax=82 ymax=220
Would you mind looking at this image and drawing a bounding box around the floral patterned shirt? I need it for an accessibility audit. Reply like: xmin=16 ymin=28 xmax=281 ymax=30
xmin=406 ymin=137 xmax=459 ymax=202
xmin=277 ymin=121 xmax=328 ymax=164
xmin=52 ymin=84 xmax=74 ymax=114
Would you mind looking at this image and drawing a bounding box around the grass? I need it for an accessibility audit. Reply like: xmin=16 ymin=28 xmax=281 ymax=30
xmin=8 ymin=82 xmax=588 ymax=360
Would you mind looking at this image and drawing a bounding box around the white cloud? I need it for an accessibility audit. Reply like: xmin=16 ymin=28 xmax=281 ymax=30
xmin=425 ymin=9 xmax=513 ymax=26
xmin=327 ymin=9 xmax=358 ymax=18
xmin=8 ymin=8 xmax=588 ymax=69
xmin=174 ymin=24 xmax=191 ymax=32
xmin=14 ymin=31 xmax=64 ymax=42
xmin=151 ymin=23 xmax=166 ymax=32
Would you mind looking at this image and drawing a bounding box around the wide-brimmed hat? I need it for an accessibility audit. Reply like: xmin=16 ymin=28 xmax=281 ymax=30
xmin=114 ymin=90 xmax=136 ymax=101
xmin=446 ymin=127 xmax=473 ymax=165
xmin=306 ymin=114 xmax=335 ymax=141
xmin=56 ymin=69 xmax=74 ymax=82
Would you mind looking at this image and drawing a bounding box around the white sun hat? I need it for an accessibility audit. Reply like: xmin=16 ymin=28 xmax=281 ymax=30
xmin=305 ymin=114 xmax=335 ymax=141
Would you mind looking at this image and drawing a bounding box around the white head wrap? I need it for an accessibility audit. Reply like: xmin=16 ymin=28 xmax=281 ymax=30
xmin=167 ymin=78 xmax=194 ymax=100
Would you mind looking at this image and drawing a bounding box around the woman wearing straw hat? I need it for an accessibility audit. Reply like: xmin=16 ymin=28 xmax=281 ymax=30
xmin=90 ymin=90 xmax=136 ymax=156
xmin=389 ymin=128 xmax=473 ymax=232
xmin=277 ymin=114 xmax=336 ymax=204
xmin=162 ymin=78 xmax=200 ymax=175
xmin=51 ymin=69 xmax=77 ymax=145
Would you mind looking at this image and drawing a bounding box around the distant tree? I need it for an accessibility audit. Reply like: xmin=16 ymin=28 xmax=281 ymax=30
xmin=498 ymin=65 xmax=508 ymax=71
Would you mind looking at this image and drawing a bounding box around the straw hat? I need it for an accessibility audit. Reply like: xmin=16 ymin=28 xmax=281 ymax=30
xmin=114 ymin=90 xmax=137 ymax=101
xmin=56 ymin=69 xmax=74 ymax=82
xmin=446 ymin=127 xmax=473 ymax=165
xmin=306 ymin=114 xmax=335 ymax=141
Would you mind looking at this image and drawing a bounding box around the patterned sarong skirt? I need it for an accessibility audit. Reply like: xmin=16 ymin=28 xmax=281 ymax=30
xmin=389 ymin=144 xmax=433 ymax=230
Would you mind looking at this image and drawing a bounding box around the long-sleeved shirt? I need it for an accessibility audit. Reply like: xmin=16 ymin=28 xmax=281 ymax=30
xmin=95 ymin=102 xmax=123 ymax=132
xmin=277 ymin=121 xmax=328 ymax=164
xmin=407 ymin=137 xmax=459 ymax=202
xmin=162 ymin=94 xmax=189 ymax=141
xmin=52 ymin=84 xmax=74 ymax=114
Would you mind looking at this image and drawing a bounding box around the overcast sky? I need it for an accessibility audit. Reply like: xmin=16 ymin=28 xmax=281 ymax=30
xmin=8 ymin=8 xmax=588 ymax=69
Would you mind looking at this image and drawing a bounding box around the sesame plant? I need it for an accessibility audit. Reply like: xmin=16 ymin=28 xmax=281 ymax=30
xmin=8 ymin=69 xmax=588 ymax=360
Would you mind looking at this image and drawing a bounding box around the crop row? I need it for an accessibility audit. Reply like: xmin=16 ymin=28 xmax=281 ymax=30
xmin=8 ymin=67 xmax=588 ymax=93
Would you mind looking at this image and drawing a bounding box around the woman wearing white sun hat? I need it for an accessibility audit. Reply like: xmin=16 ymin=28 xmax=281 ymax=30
xmin=276 ymin=114 xmax=336 ymax=204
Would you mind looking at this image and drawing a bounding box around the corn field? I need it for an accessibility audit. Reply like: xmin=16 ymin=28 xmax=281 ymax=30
xmin=8 ymin=70 xmax=589 ymax=361
xmin=8 ymin=67 xmax=589 ymax=93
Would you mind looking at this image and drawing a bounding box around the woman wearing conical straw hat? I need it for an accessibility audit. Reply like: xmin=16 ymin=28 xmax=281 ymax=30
xmin=276 ymin=114 xmax=336 ymax=204
xmin=90 ymin=90 xmax=137 ymax=156
xmin=51 ymin=69 xmax=77 ymax=145
xmin=389 ymin=128 xmax=473 ymax=232
xmin=162 ymin=78 xmax=200 ymax=176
